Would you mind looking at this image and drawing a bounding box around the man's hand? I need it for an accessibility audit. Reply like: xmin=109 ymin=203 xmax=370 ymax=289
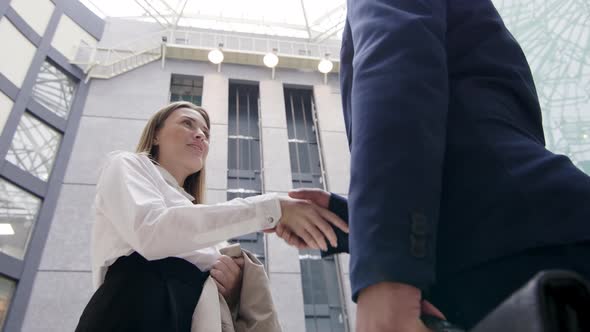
xmin=289 ymin=188 xmax=330 ymax=208
xmin=357 ymin=282 xmax=444 ymax=332
xmin=210 ymin=255 xmax=244 ymax=307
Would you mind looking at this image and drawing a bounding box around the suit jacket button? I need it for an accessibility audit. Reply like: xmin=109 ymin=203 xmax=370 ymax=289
xmin=411 ymin=236 xmax=427 ymax=258
xmin=411 ymin=213 xmax=428 ymax=236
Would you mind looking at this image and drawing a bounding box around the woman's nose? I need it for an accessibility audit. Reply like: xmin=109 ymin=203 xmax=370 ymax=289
xmin=194 ymin=129 xmax=205 ymax=140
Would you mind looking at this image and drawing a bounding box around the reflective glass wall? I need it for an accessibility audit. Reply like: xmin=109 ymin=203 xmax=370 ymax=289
xmin=493 ymin=0 xmax=590 ymax=173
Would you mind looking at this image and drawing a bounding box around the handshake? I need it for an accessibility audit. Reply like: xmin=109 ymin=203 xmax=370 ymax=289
xmin=212 ymin=188 xmax=347 ymax=307
xmin=265 ymin=188 xmax=348 ymax=252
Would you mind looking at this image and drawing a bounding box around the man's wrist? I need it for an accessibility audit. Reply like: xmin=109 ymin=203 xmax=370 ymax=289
xmin=356 ymin=282 xmax=425 ymax=331
xmin=357 ymin=281 xmax=422 ymax=307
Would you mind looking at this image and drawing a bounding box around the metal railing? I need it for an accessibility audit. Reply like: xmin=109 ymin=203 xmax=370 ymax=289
xmin=71 ymin=28 xmax=340 ymax=80
xmin=167 ymin=29 xmax=341 ymax=58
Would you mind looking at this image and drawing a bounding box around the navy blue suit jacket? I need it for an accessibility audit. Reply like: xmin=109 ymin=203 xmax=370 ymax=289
xmin=339 ymin=0 xmax=590 ymax=302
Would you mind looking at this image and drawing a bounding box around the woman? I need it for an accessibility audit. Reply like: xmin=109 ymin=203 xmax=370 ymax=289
xmin=75 ymin=101 xmax=347 ymax=331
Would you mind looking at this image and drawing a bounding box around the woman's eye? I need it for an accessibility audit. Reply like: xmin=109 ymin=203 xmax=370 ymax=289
xmin=183 ymin=120 xmax=192 ymax=128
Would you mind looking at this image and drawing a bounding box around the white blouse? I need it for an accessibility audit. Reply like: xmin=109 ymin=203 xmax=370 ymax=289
xmin=91 ymin=151 xmax=281 ymax=289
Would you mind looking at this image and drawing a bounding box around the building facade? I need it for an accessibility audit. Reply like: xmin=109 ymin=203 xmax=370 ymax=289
xmin=0 ymin=0 xmax=589 ymax=331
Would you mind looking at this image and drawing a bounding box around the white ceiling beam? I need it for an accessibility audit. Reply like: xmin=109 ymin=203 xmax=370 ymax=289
xmin=310 ymin=19 xmax=345 ymax=43
xmin=173 ymin=0 xmax=190 ymax=31
xmin=310 ymin=3 xmax=346 ymax=27
xmin=133 ymin=0 xmax=169 ymax=28
xmin=123 ymin=12 xmax=323 ymax=35
xmin=299 ymin=0 xmax=313 ymax=40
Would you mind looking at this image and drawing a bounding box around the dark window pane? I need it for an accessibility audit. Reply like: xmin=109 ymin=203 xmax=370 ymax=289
xmin=285 ymin=87 xmax=347 ymax=330
xmin=227 ymin=82 xmax=265 ymax=263
xmin=169 ymin=74 xmax=203 ymax=106
xmin=228 ymin=138 xmax=238 ymax=169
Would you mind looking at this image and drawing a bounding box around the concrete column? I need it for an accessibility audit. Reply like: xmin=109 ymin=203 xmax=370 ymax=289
xmin=313 ymin=84 xmax=350 ymax=196
xmin=202 ymin=73 xmax=229 ymax=193
xmin=314 ymin=84 xmax=355 ymax=330
xmin=260 ymin=79 xmax=305 ymax=332
xmin=202 ymin=73 xmax=229 ymax=125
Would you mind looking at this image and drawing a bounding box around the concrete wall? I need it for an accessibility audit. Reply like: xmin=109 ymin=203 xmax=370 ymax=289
xmin=313 ymin=84 xmax=355 ymax=328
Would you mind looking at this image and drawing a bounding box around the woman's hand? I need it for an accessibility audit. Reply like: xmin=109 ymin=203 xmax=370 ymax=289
xmin=266 ymin=189 xmax=345 ymax=250
xmin=276 ymin=196 xmax=348 ymax=251
xmin=210 ymin=255 xmax=245 ymax=307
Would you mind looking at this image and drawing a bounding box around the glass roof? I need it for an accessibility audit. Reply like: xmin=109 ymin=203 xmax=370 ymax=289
xmin=80 ymin=0 xmax=346 ymax=41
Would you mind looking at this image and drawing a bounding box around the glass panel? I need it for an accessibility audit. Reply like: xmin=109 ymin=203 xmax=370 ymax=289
xmin=0 ymin=18 xmax=37 ymax=88
xmin=284 ymin=87 xmax=347 ymax=331
xmin=5 ymin=112 xmax=62 ymax=181
xmin=170 ymin=74 xmax=203 ymax=106
xmin=0 ymin=178 xmax=42 ymax=260
xmin=493 ymin=0 xmax=590 ymax=174
xmin=0 ymin=276 xmax=16 ymax=330
xmin=0 ymin=91 xmax=13 ymax=135
xmin=31 ymin=61 xmax=77 ymax=119
xmin=227 ymin=82 xmax=265 ymax=263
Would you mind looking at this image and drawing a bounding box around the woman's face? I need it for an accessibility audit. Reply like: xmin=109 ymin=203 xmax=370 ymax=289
xmin=155 ymin=107 xmax=210 ymax=175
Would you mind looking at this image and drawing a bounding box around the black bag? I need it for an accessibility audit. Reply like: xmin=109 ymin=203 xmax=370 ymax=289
xmin=471 ymin=270 xmax=590 ymax=332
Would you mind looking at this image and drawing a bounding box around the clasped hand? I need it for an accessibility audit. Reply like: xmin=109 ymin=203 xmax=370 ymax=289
xmin=265 ymin=192 xmax=348 ymax=251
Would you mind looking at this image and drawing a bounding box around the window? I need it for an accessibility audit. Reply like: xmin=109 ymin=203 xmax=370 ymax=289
xmin=227 ymin=82 xmax=265 ymax=263
xmin=31 ymin=61 xmax=77 ymax=119
xmin=5 ymin=112 xmax=62 ymax=181
xmin=170 ymin=74 xmax=203 ymax=106
xmin=0 ymin=178 xmax=42 ymax=260
xmin=0 ymin=91 xmax=14 ymax=134
xmin=284 ymin=87 xmax=346 ymax=331
xmin=9 ymin=0 xmax=55 ymax=36
xmin=0 ymin=276 xmax=16 ymax=330
xmin=285 ymin=89 xmax=323 ymax=189
xmin=490 ymin=1 xmax=590 ymax=174
xmin=0 ymin=18 xmax=37 ymax=88
xmin=50 ymin=14 xmax=98 ymax=61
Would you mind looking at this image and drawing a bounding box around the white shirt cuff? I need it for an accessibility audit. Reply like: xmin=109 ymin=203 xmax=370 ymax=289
xmin=248 ymin=193 xmax=282 ymax=230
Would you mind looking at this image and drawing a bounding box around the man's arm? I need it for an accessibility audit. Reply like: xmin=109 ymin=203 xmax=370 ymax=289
xmin=347 ymin=0 xmax=448 ymax=302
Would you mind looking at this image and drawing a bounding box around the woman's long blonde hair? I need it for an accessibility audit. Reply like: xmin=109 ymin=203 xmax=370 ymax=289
xmin=136 ymin=101 xmax=210 ymax=204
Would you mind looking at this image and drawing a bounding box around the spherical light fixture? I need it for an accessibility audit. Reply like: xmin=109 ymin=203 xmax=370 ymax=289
xmin=208 ymin=48 xmax=224 ymax=64
xmin=318 ymin=59 xmax=334 ymax=73
xmin=263 ymin=52 xmax=279 ymax=68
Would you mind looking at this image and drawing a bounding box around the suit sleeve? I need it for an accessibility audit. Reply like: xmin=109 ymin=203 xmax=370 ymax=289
xmin=347 ymin=0 xmax=448 ymax=301
xmin=321 ymin=193 xmax=350 ymax=257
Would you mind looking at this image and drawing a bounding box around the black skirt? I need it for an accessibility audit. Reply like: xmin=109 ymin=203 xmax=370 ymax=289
xmin=75 ymin=252 xmax=209 ymax=332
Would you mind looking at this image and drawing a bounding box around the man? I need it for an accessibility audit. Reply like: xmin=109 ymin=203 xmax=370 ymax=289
xmin=274 ymin=0 xmax=590 ymax=331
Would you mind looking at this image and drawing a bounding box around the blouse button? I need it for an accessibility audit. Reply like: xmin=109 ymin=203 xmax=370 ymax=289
xmin=267 ymin=216 xmax=274 ymax=224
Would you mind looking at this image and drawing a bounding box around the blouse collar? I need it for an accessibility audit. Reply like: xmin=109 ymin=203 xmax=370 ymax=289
xmin=155 ymin=165 xmax=195 ymax=201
